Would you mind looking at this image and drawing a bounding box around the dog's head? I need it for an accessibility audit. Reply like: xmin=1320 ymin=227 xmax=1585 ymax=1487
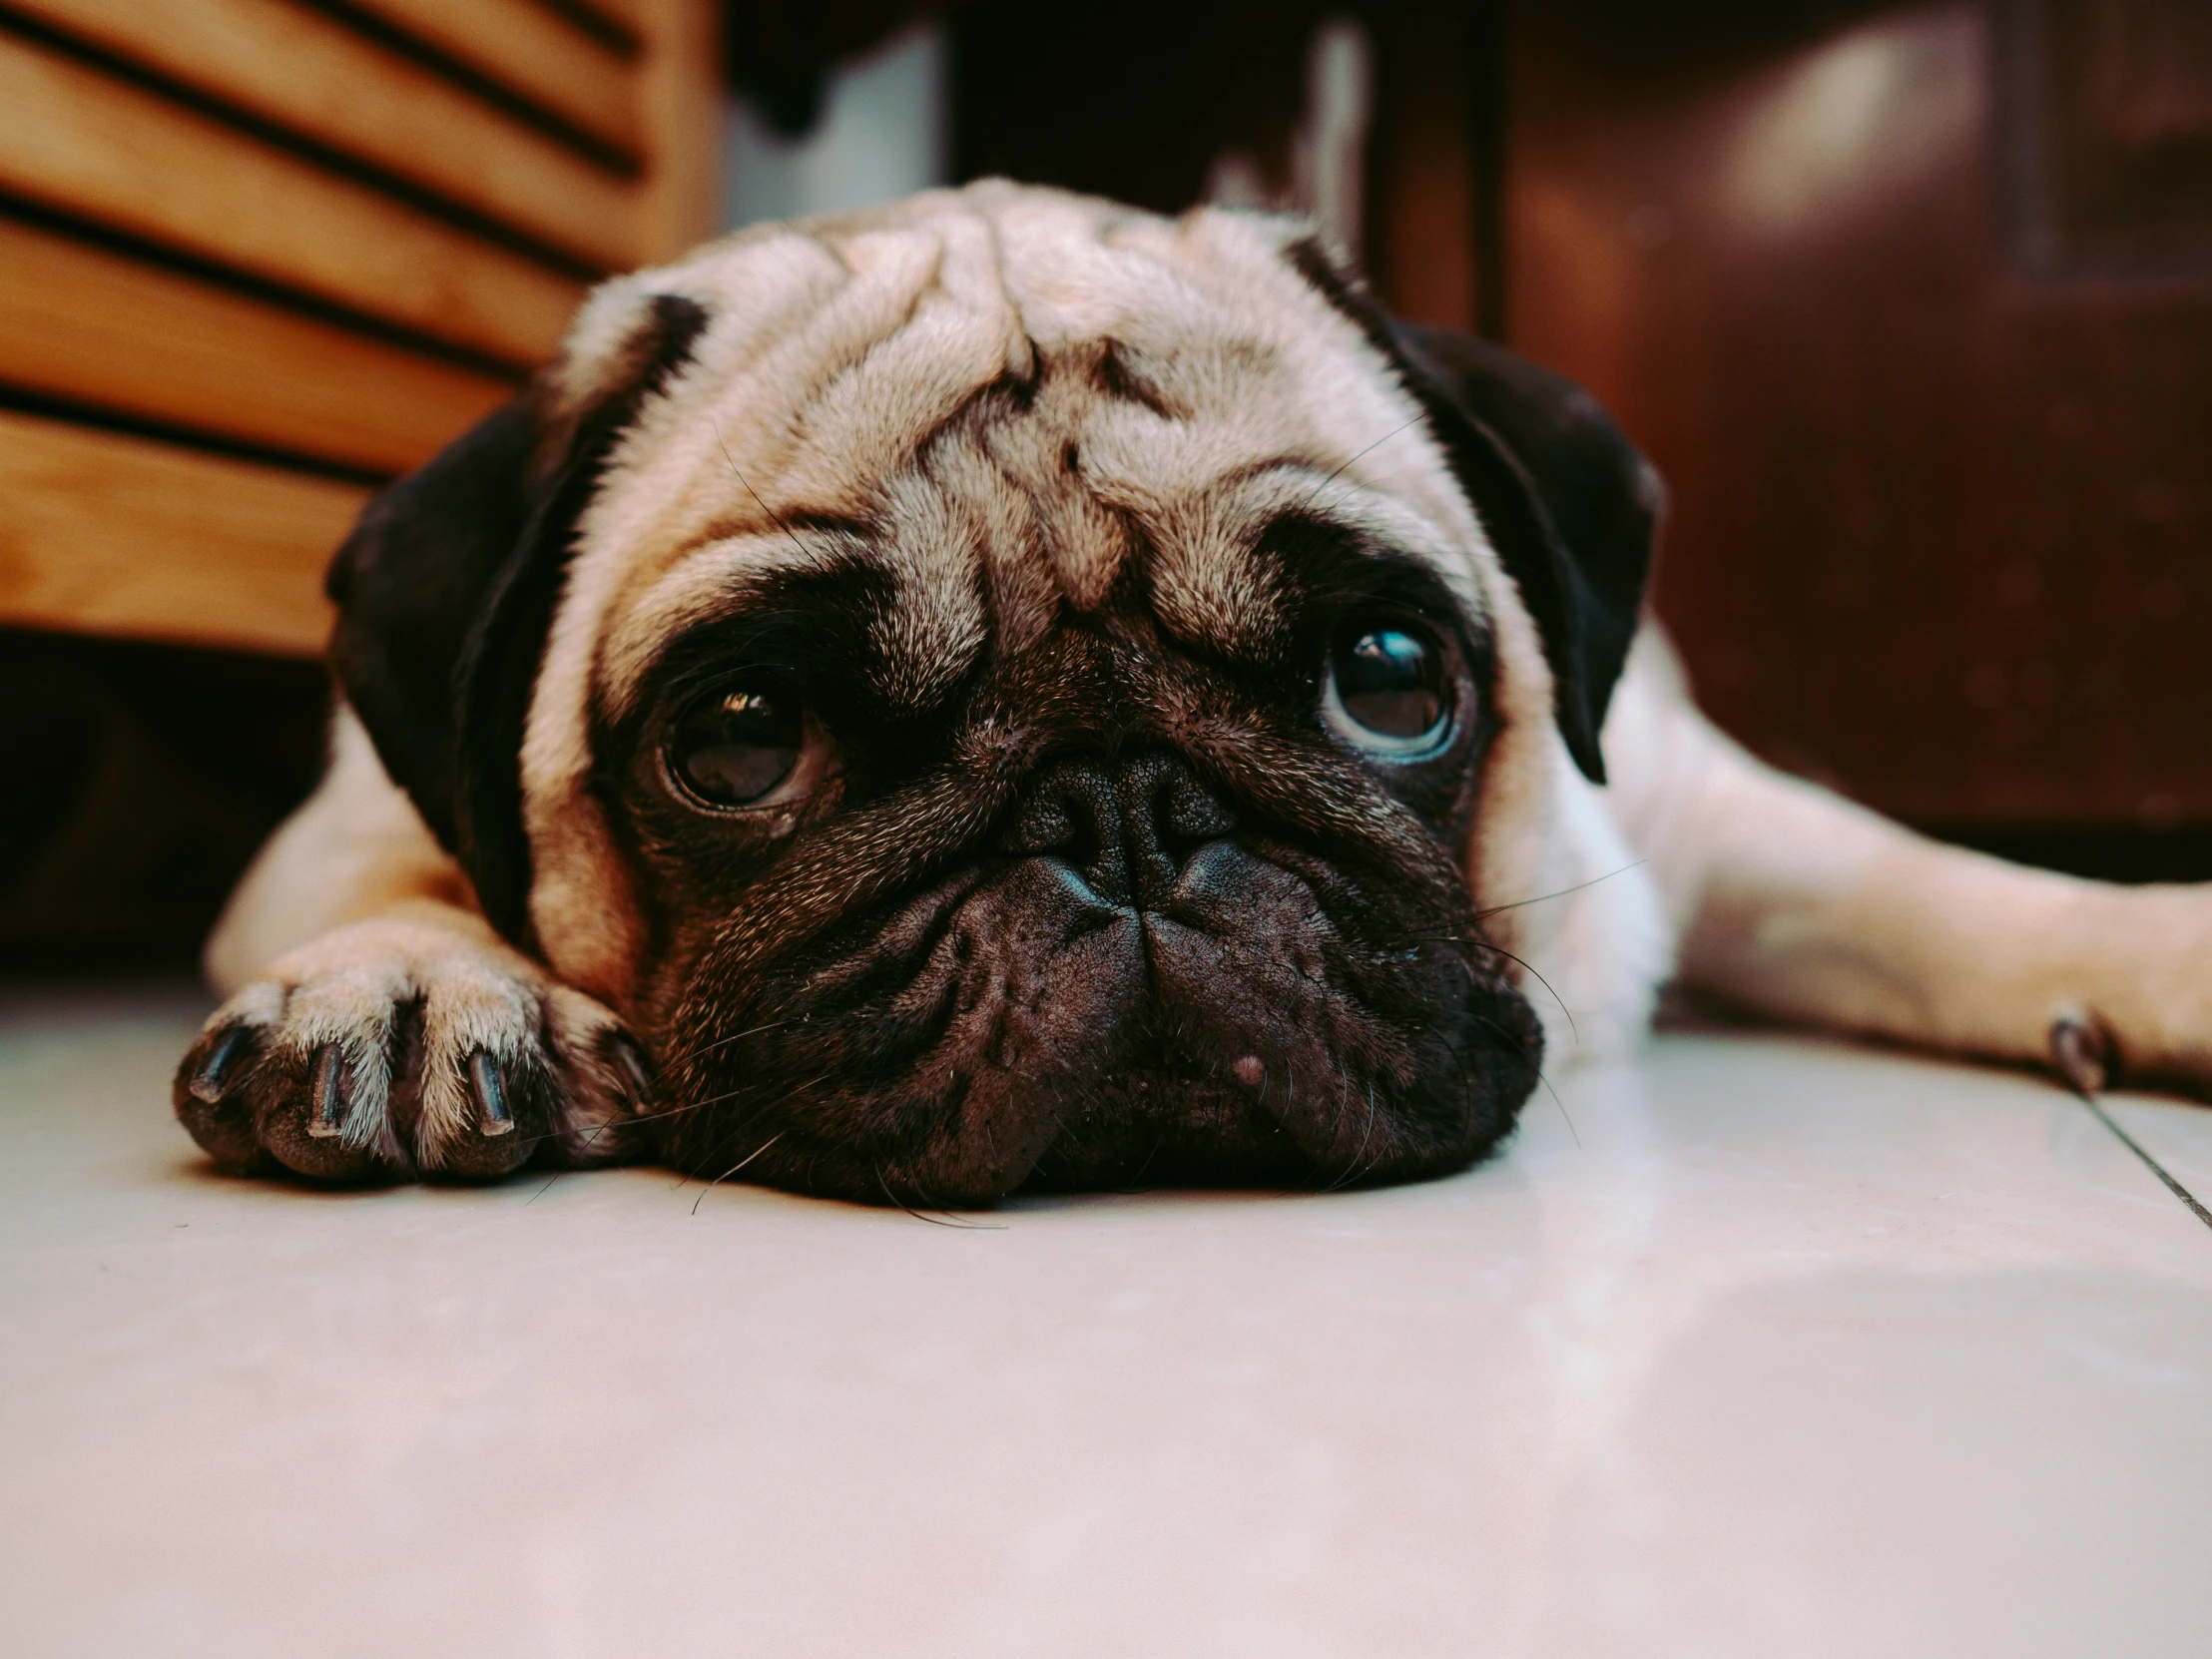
xmin=326 ymin=184 xmax=1659 ymax=1204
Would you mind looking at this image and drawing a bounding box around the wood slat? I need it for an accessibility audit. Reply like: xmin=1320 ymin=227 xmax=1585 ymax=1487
xmin=0 ymin=219 xmax=515 ymax=475
xmin=13 ymin=0 xmax=640 ymax=271
xmin=0 ymin=410 xmax=361 ymax=656
xmin=0 ymin=36 xmax=584 ymax=366
xmin=344 ymin=0 xmax=639 ymax=157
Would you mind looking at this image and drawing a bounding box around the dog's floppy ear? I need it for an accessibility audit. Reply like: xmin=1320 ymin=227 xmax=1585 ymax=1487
xmin=1287 ymin=243 xmax=1660 ymax=783
xmin=1386 ymin=323 xmax=1661 ymax=784
xmin=325 ymin=293 xmax=710 ymax=943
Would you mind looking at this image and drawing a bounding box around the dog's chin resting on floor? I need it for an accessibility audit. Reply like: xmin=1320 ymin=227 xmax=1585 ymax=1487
xmin=173 ymin=182 xmax=2212 ymax=1206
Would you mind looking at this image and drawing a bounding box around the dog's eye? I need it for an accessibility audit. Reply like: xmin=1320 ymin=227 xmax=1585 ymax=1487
xmin=670 ymin=683 xmax=806 ymax=807
xmin=1324 ymin=621 xmax=1453 ymax=756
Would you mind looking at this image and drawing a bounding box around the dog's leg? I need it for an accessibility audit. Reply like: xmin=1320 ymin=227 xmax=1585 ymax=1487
xmin=1604 ymin=629 xmax=2212 ymax=1096
xmin=173 ymin=708 xmax=650 ymax=1180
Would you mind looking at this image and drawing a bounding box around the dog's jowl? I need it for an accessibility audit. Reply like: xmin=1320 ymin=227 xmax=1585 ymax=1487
xmin=175 ymin=183 xmax=2212 ymax=1202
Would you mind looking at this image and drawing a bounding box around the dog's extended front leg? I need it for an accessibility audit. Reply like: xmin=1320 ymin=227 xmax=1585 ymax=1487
xmin=1604 ymin=631 xmax=2212 ymax=1096
xmin=173 ymin=709 xmax=651 ymax=1180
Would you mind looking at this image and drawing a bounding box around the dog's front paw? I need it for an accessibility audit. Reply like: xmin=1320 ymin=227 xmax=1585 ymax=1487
xmin=174 ymin=915 xmax=651 ymax=1181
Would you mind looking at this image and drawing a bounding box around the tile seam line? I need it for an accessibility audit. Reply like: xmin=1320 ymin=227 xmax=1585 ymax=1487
xmin=2075 ymin=1092 xmax=2212 ymax=1236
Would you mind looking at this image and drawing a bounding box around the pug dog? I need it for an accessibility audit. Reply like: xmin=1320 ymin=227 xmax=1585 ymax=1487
xmin=173 ymin=183 xmax=2212 ymax=1204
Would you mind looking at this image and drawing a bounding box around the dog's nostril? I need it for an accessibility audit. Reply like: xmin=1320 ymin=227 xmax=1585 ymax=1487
xmin=1120 ymin=752 xmax=1237 ymax=874
xmin=998 ymin=764 xmax=1115 ymax=858
xmin=1158 ymin=765 xmax=1238 ymax=843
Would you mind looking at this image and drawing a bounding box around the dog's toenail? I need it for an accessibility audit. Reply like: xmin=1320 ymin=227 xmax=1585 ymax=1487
xmin=189 ymin=1027 xmax=247 ymax=1104
xmin=613 ymin=1037 xmax=654 ymax=1109
xmin=469 ymin=1050 xmax=515 ymax=1135
xmin=308 ymin=1045 xmax=348 ymax=1136
xmin=2050 ymin=1014 xmax=2110 ymax=1097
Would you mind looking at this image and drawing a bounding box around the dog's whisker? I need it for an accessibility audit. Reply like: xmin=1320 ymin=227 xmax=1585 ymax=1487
xmin=1297 ymin=416 xmax=1424 ymax=514
xmin=1469 ymin=1009 xmax=1579 ymax=1150
xmin=666 ymin=1066 xmax=840 ymax=1194
xmin=711 ymin=416 xmax=821 ymax=568
xmin=873 ymin=1165 xmax=1005 ymax=1229
xmin=1322 ymin=1080 xmax=1382 ymax=1194
xmin=1114 ymin=1129 xmax=1169 ymax=1195
xmin=523 ymin=1114 xmax=623 ymax=1205
xmin=691 ymin=1132 xmax=786 ymax=1216
xmin=663 ymin=1091 xmax=780 ymax=1191
xmin=1474 ymin=944 xmax=1579 ymax=1049
xmin=1475 ymin=861 xmax=1649 ymax=920
xmin=575 ymin=1094 xmax=731 ymax=1133
xmin=1540 ymin=1067 xmax=1580 ymax=1149
xmin=688 ymin=1012 xmax=810 ymax=1061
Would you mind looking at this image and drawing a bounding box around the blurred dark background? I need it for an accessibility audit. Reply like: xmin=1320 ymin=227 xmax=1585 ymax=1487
xmin=3 ymin=0 xmax=2206 ymax=968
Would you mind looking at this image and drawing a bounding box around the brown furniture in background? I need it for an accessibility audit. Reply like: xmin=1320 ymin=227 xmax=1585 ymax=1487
xmin=957 ymin=0 xmax=2210 ymax=871
xmin=1505 ymin=0 xmax=2211 ymax=851
xmin=0 ymin=0 xmax=719 ymax=657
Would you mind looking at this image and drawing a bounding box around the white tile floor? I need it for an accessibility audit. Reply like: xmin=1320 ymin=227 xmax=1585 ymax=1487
xmin=4 ymin=981 xmax=2210 ymax=1658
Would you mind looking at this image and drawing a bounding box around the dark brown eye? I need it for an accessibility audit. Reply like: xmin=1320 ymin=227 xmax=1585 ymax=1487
xmin=670 ymin=683 xmax=805 ymax=807
xmin=1326 ymin=621 xmax=1453 ymax=755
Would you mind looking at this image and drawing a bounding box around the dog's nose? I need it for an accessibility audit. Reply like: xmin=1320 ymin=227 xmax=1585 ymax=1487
xmin=1000 ymin=753 xmax=1238 ymax=908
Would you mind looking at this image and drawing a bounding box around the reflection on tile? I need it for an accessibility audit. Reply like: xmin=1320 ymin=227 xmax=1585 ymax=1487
xmin=1531 ymin=1265 xmax=2212 ymax=1658
xmin=2 ymin=994 xmax=2209 ymax=1658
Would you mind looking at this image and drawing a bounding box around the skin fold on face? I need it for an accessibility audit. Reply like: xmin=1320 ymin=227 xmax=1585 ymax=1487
xmin=587 ymin=355 xmax=1545 ymax=1208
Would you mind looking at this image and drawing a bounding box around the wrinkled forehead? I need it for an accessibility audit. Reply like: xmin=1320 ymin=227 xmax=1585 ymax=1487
xmin=546 ymin=188 xmax=1490 ymax=726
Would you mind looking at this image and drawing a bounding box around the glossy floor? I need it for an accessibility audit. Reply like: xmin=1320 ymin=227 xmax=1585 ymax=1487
xmin=3 ymin=982 xmax=2209 ymax=1658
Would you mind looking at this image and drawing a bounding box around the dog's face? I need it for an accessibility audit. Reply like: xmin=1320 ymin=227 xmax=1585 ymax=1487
xmin=327 ymin=186 xmax=1657 ymax=1204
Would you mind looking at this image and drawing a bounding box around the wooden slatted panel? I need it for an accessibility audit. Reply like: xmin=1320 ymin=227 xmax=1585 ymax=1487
xmin=12 ymin=0 xmax=639 ymax=271
xmin=0 ymin=36 xmax=583 ymax=366
xmin=0 ymin=219 xmax=515 ymax=475
xmin=0 ymin=411 xmax=360 ymax=656
xmin=343 ymin=0 xmax=639 ymax=157
xmin=0 ymin=0 xmax=720 ymax=659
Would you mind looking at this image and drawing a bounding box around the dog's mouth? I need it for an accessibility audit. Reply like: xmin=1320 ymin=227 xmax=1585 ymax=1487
xmin=649 ymin=757 xmax=1542 ymax=1205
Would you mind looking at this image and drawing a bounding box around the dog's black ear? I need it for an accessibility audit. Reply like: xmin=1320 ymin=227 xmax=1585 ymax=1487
xmin=326 ymin=293 xmax=710 ymax=943
xmin=1385 ymin=323 xmax=1661 ymax=784
xmin=1286 ymin=243 xmax=1660 ymax=783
